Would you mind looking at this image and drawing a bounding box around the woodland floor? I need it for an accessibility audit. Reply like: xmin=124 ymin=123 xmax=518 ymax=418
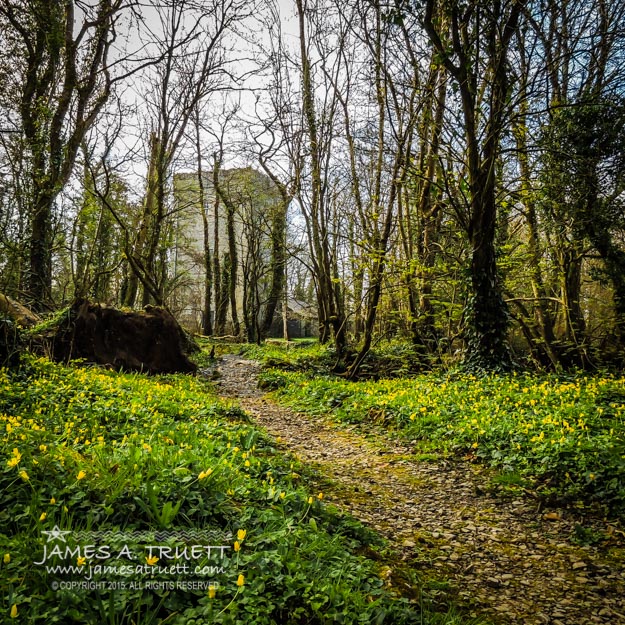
xmin=212 ymin=354 xmax=625 ymax=625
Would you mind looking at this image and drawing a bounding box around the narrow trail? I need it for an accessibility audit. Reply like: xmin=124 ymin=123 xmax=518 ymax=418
xmin=214 ymin=355 xmax=625 ymax=625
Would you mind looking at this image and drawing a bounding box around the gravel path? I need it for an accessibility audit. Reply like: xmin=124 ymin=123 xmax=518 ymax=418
xmin=213 ymin=354 xmax=625 ymax=625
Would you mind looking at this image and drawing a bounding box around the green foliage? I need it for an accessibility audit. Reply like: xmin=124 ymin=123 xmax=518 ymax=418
xmin=0 ymin=315 xmax=22 ymax=368
xmin=244 ymin=340 xmax=431 ymax=379
xmin=538 ymin=99 xmax=625 ymax=257
xmin=352 ymin=341 xmax=432 ymax=378
xmin=240 ymin=340 xmax=336 ymax=373
xmin=0 ymin=356 xmax=427 ymax=624
xmin=540 ymin=100 xmax=625 ymax=201
xmin=260 ymin=367 xmax=625 ymax=515
xmin=23 ymin=307 xmax=72 ymax=337
xmin=570 ymin=523 xmax=609 ymax=547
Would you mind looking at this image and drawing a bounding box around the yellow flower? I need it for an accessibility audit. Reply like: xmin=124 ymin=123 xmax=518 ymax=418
xmin=208 ymin=585 xmax=216 ymax=599
xmin=19 ymin=470 xmax=29 ymax=481
xmin=237 ymin=529 xmax=246 ymax=541
xmin=308 ymin=496 xmax=313 ymax=504
xmin=39 ymin=512 xmax=47 ymax=522
xmin=236 ymin=574 xmax=245 ymax=587
xmin=146 ymin=555 xmax=159 ymax=566
xmin=3 ymin=553 xmax=10 ymax=564
xmin=317 ymin=492 xmax=323 ymax=500
xmin=50 ymin=497 xmax=56 ymax=505
xmin=10 ymin=604 xmax=18 ymax=618
xmin=198 ymin=468 xmax=212 ymax=480
xmin=77 ymin=556 xmax=86 ymax=566
xmin=234 ymin=541 xmax=241 ymax=552
xmin=76 ymin=470 xmax=86 ymax=480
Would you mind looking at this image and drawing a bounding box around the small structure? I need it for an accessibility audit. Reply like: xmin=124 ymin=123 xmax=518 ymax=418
xmin=269 ymin=298 xmax=318 ymax=339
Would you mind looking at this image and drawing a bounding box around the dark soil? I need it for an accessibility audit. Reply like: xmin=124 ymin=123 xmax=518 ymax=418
xmin=48 ymin=299 xmax=197 ymax=374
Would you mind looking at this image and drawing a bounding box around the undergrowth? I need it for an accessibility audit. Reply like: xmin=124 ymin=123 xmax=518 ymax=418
xmin=241 ymin=339 xmax=430 ymax=379
xmin=255 ymin=344 xmax=625 ymax=517
xmin=0 ymin=355 xmax=437 ymax=624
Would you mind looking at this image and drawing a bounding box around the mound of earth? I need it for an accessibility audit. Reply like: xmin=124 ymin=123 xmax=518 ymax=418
xmin=49 ymin=299 xmax=197 ymax=374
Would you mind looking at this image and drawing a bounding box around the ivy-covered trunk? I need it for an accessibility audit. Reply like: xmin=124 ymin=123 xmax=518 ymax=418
xmin=422 ymin=0 xmax=525 ymax=371
xmin=259 ymin=198 xmax=287 ymax=338
xmin=465 ymin=228 xmax=511 ymax=371
xmin=583 ymin=195 xmax=625 ymax=353
xmin=28 ymin=190 xmax=54 ymax=309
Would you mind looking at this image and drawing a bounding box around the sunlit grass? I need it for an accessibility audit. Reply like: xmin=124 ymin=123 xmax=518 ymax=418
xmin=260 ymin=365 xmax=625 ymax=515
xmin=0 ymin=355 xmax=431 ymax=624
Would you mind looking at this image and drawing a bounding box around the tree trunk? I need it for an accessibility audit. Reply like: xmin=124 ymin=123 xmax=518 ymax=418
xmin=558 ymin=240 xmax=587 ymax=367
xmin=416 ymin=62 xmax=446 ymax=345
xmin=212 ymin=189 xmax=225 ymax=335
xmin=259 ymin=198 xmax=288 ymax=337
xmin=141 ymin=134 xmax=166 ymax=307
xmin=122 ymin=133 xmax=161 ymax=307
xmin=513 ymin=115 xmax=559 ymax=366
xmin=212 ymin=159 xmax=240 ymax=337
xmin=295 ymin=0 xmax=346 ymax=360
xmin=194 ymin=115 xmax=213 ymax=336
xmin=28 ymin=191 xmax=54 ymax=308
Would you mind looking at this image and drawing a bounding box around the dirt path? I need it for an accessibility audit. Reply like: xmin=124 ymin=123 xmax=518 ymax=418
xmin=213 ymin=355 xmax=625 ymax=625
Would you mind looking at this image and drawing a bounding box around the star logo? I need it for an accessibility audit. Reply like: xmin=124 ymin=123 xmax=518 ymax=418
xmin=41 ymin=525 xmax=71 ymax=543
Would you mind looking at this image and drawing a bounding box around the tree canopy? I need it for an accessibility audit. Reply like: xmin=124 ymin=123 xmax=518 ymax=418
xmin=1 ymin=0 xmax=625 ymax=371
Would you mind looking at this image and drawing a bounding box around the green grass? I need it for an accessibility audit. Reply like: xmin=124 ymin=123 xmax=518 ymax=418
xmin=258 ymin=361 xmax=625 ymax=516
xmin=239 ymin=339 xmax=333 ymax=371
xmin=240 ymin=339 xmax=431 ymax=378
xmin=0 ymin=355 xmax=435 ymax=624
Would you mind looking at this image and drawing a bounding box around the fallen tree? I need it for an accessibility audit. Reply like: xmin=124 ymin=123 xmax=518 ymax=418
xmin=0 ymin=293 xmax=41 ymax=368
xmin=0 ymin=293 xmax=41 ymax=327
xmin=47 ymin=299 xmax=197 ymax=374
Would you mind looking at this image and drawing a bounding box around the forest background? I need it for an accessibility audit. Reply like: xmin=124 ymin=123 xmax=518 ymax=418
xmin=1 ymin=0 xmax=625 ymax=376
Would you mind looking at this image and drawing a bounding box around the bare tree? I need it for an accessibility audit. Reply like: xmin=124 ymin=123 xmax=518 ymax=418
xmin=294 ymin=0 xmax=349 ymax=357
xmin=120 ymin=0 xmax=252 ymax=308
xmin=0 ymin=0 xmax=144 ymax=309
xmin=248 ymin=0 xmax=303 ymax=340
